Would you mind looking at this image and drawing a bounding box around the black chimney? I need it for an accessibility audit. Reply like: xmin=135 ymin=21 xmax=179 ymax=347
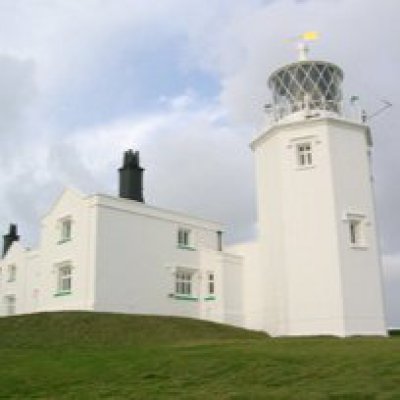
xmin=118 ymin=150 xmax=144 ymax=202
xmin=3 ymin=224 xmax=20 ymax=257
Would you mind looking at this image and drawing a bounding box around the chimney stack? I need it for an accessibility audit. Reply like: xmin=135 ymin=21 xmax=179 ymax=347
xmin=3 ymin=224 xmax=20 ymax=257
xmin=118 ymin=150 xmax=144 ymax=202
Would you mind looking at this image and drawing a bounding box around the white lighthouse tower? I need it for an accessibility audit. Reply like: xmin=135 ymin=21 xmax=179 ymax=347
xmin=251 ymin=38 xmax=387 ymax=337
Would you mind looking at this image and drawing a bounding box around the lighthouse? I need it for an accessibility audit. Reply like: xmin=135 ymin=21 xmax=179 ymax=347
xmin=250 ymin=38 xmax=387 ymax=336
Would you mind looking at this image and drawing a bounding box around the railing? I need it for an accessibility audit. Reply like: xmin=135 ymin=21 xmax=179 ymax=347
xmin=265 ymin=99 xmax=365 ymax=125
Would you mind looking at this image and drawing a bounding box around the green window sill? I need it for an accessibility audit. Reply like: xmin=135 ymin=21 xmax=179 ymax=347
xmin=57 ymin=238 xmax=71 ymax=245
xmin=169 ymin=294 xmax=199 ymax=301
xmin=54 ymin=291 xmax=72 ymax=297
xmin=177 ymin=245 xmax=196 ymax=251
xmin=204 ymin=296 xmax=216 ymax=301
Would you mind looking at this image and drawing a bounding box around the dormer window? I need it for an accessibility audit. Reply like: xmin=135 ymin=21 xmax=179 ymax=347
xmin=58 ymin=217 xmax=72 ymax=244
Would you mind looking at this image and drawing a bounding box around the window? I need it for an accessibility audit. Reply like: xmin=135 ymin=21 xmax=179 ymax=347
xmin=349 ymin=220 xmax=360 ymax=245
xmin=7 ymin=264 xmax=16 ymax=282
xmin=177 ymin=228 xmax=193 ymax=249
xmin=59 ymin=217 xmax=72 ymax=243
xmin=208 ymin=272 xmax=215 ymax=295
xmin=56 ymin=263 xmax=72 ymax=294
xmin=175 ymin=270 xmax=193 ymax=296
xmin=348 ymin=219 xmax=365 ymax=247
xmin=297 ymin=142 xmax=313 ymax=166
xmin=345 ymin=213 xmax=367 ymax=248
xmin=4 ymin=295 xmax=16 ymax=316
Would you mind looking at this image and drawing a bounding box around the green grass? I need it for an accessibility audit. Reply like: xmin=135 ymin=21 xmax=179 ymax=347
xmin=0 ymin=312 xmax=399 ymax=399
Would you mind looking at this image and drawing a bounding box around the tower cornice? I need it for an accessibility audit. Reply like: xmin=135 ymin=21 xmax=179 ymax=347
xmin=250 ymin=116 xmax=372 ymax=151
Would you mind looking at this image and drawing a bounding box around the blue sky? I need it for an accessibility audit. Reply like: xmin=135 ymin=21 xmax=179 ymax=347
xmin=49 ymin=31 xmax=220 ymax=130
xmin=0 ymin=0 xmax=399 ymax=325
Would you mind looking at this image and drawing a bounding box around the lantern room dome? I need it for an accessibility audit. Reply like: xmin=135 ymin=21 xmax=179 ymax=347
xmin=268 ymin=60 xmax=343 ymax=122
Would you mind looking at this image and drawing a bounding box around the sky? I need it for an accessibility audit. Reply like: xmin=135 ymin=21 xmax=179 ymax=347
xmin=0 ymin=0 xmax=399 ymax=326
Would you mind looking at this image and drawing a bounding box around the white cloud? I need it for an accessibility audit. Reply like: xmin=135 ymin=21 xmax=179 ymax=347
xmin=63 ymin=93 xmax=256 ymax=242
xmin=0 ymin=0 xmax=398 ymax=323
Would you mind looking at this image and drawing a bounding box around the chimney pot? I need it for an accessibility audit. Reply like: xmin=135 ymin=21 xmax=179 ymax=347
xmin=3 ymin=223 xmax=20 ymax=257
xmin=118 ymin=149 xmax=145 ymax=202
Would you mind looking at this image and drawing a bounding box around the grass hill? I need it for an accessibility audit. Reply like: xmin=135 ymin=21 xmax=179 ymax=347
xmin=0 ymin=312 xmax=399 ymax=399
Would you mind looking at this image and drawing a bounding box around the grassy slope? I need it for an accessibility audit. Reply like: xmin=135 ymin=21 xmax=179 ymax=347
xmin=0 ymin=312 xmax=399 ymax=400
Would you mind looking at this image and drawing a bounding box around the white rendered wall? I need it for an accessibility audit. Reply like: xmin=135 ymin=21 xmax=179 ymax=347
xmin=220 ymin=252 xmax=244 ymax=327
xmin=38 ymin=188 xmax=96 ymax=313
xmin=328 ymin=122 xmax=387 ymax=335
xmin=92 ymin=195 xmax=230 ymax=323
xmin=198 ymin=249 xmax=226 ymax=323
xmin=0 ymin=243 xmax=40 ymax=316
xmin=0 ymin=189 xmax=245 ymax=328
xmin=226 ymin=241 xmax=264 ymax=330
xmin=252 ymin=117 xmax=386 ymax=337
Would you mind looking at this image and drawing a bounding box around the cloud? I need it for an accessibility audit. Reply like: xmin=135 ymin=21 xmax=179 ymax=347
xmin=0 ymin=55 xmax=36 ymax=159
xmin=382 ymin=255 xmax=400 ymax=328
xmin=63 ymin=93 xmax=256 ymax=243
xmin=0 ymin=0 xmax=398 ymax=324
xmin=181 ymin=0 xmax=400 ymax=255
xmin=0 ymin=0 xmax=398 ymax=249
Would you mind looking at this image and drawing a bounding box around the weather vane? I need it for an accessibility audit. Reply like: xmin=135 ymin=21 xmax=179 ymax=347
xmin=286 ymin=31 xmax=320 ymax=61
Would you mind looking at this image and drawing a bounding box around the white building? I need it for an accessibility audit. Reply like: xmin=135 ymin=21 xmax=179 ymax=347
xmin=0 ymin=184 xmax=244 ymax=327
xmin=0 ymin=49 xmax=387 ymax=337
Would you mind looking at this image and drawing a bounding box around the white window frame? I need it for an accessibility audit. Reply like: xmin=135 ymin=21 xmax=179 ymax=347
xmin=4 ymin=295 xmax=16 ymax=316
xmin=175 ymin=270 xmax=192 ymax=296
xmin=7 ymin=264 xmax=16 ymax=282
xmin=56 ymin=262 xmax=72 ymax=295
xmin=345 ymin=213 xmax=367 ymax=248
xmin=207 ymin=272 xmax=215 ymax=296
xmin=174 ymin=268 xmax=198 ymax=298
xmin=296 ymin=142 xmax=313 ymax=167
xmin=59 ymin=217 xmax=72 ymax=244
xmin=177 ymin=228 xmax=194 ymax=249
xmin=349 ymin=220 xmax=361 ymax=245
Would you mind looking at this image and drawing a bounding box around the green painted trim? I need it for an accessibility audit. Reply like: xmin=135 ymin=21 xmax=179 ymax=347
xmin=171 ymin=294 xmax=199 ymax=301
xmin=177 ymin=245 xmax=196 ymax=251
xmin=204 ymin=296 xmax=216 ymax=301
xmin=54 ymin=291 xmax=72 ymax=297
xmin=57 ymin=238 xmax=71 ymax=245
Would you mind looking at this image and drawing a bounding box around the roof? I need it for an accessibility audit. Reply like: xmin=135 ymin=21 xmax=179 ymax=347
xmin=89 ymin=193 xmax=224 ymax=232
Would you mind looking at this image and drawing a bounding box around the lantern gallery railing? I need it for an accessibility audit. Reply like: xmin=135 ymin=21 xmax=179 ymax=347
xmin=267 ymin=60 xmax=344 ymax=122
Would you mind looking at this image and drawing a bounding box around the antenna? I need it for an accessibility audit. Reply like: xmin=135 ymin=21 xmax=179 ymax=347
xmin=367 ymin=99 xmax=393 ymax=121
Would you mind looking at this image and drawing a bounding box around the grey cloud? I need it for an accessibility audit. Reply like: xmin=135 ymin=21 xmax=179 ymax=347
xmin=0 ymin=55 xmax=35 ymax=123
xmin=142 ymin=120 xmax=257 ymax=243
xmin=0 ymin=55 xmax=36 ymax=164
xmin=383 ymin=257 xmax=400 ymax=328
xmin=47 ymin=141 xmax=102 ymax=194
xmin=0 ymin=0 xmax=398 ymax=325
xmin=0 ymin=54 xmax=39 ymax=244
